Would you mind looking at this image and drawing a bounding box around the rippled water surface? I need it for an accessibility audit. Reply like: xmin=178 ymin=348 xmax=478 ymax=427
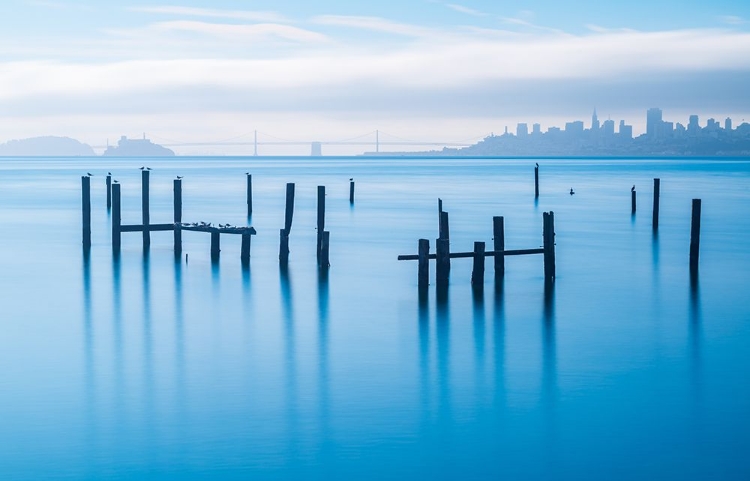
xmin=0 ymin=157 xmax=749 ymax=480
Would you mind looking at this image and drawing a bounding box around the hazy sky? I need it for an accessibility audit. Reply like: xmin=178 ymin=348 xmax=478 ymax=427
xmin=1 ymin=0 xmax=750 ymax=154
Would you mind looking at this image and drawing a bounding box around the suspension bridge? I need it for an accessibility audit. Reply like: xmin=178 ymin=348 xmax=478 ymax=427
xmin=94 ymin=130 xmax=487 ymax=155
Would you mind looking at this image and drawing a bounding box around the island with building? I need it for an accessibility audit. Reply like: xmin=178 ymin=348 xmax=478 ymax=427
xmin=372 ymin=108 xmax=750 ymax=157
xmin=103 ymin=135 xmax=175 ymax=157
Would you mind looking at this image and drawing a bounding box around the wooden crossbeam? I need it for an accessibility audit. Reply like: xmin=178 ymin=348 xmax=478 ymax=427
xmin=179 ymin=224 xmax=256 ymax=235
xmin=398 ymin=248 xmax=543 ymax=261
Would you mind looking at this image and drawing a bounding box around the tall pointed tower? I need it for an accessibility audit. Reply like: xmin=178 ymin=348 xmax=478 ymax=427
xmin=591 ymin=109 xmax=600 ymax=131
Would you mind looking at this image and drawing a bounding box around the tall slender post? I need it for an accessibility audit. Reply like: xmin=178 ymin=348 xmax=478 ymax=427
xmin=349 ymin=179 xmax=355 ymax=204
xmin=320 ymin=231 xmax=330 ymax=268
xmin=534 ymin=164 xmax=540 ymax=198
xmin=438 ymin=198 xmax=443 ymax=235
xmin=690 ymin=199 xmax=702 ymax=273
xmin=652 ymin=178 xmax=660 ymax=231
xmin=440 ymin=211 xmax=450 ymax=270
xmin=284 ymin=183 xmax=295 ymax=234
xmin=471 ymin=241 xmax=485 ymax=288
xmin=543 ymin=211 xmax=556 ymax=282
xmin=631 ymin=187 xmax=637 ymax=215
xmin=82 ymin=176 xmax=91 ymax=250
xmin=493 ymin=216 xmax=505 ymax=278
xmin=142 ymin=169 xmax=150 ymax=249
xmin=247 ymin=173 xmax=253 ymax=216
xmin=317 ymin=185 xmax=325 ymax=261
xmin=418 ymin=239 xmax=429 ymax=289
xmin=173 ymin=178 xmax=182 ymax=254
xmin=106 ymin=174 xmax=112 ymax=210
xmin=210 ymin=231 xmax=220 ymax=261
xmin=112 ymin=182 xmax=121 ymax=253
xmin=241 ymin=234 xmax=251 ymax=264
xmin=436 ymin=238 xmax=450 ymax=287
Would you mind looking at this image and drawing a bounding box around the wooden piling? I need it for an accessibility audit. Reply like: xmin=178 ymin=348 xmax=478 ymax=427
xmin=439 ymin=211 xmax=449 ymax=240
xmin=652 ymin=178 xmax=660 ymax=231
xmin=317 ymin=185 xmax=325 ymax=261
xmin=535 ymin=165 xmax=539 ymax=198
xmin=471 ymin=241 xmax=485 ymax=288
xmin=82 ymin=176 xmax=91 ymax=249
xmin=543 ymin=211 xmax=556 ymax=281
xmin=246 ymin=173 xmax=253 ymax=216
xmin=349 ymin=179 xmax=355 ymax=204
xmin=436 ymin=238 xmax=450 ymax=286
xmin=320 ymin=231 xmax=330 ymax=268
xmin=241 ymin=234 xmax=252 ymax=264
xmin=142 ymin=169 xmax=150 ymax=249
xmin=284 ymin=183 xmax=295 ymax=234
xmin=690 ymin=199 xmax=701 ymax=273
xmin=418 ymin=239 xmax=429 ymax=289
xmin=112 ymin=182 xmax=121 ymax=253
xmin=106 ymin=174 xmax=112 ymax=210
xmin=631 ymin=188 xmax=637 ymax=215
xmin=173 ymin=179 xmax=182 ymax=254
xmin=493 ymin=216 xmax=505 ymax=278
xmin=211 ymin=231 xmax=220 ymax=260
xmin=279 ymin=228 xmax=290 ymax=264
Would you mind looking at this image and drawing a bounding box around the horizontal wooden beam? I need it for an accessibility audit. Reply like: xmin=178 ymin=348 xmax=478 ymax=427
xmin=398 ymin=248 xmax=544 ymax=261
xmin=180 ymin=224 xmax=257 ymax=235
xmin=120 ymin=223 xmax=176 ymax=233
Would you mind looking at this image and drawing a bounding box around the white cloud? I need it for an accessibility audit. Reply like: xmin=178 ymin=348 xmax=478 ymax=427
xmin=128 ymin=5 xmax=287 ymax=23
xmin=311 ymin=15 xmax=435 ymax=37
xmin=718 ymin=15 xmax=747 ymax=26
xmin=445 ymin=4 xmax=488 ymax=17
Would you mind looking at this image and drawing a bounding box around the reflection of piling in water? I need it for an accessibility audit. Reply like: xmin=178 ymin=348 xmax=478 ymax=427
xmin=436 ymin=286 xmax=450 ymax=415
xmin=317 ymin=267 xmax=330 ymax=432
xmin=493 ymin=278 xmax=506 ymax=404
xmin=472 ymin=286 xmax=485 ymax=385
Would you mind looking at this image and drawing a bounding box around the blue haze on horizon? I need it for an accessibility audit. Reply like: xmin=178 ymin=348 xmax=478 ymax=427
xmin=1 ymin=0 xmax=750 ymax=154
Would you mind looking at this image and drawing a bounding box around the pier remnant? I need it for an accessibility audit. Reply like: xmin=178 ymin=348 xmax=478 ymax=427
xmin=471 ymin=241 xmax=485 ymax=288
xmin=317 ymin=185 xmax=325 ymax=262
xmin=320 ymin=230 xmax=330 ymax=268
xmin=106 ymin=174 xmax=112 ymax=210
xmin=349 ymin=178 xmax=355 ymax=204
xmin=535 ymin=164 xmax=540 ymax=198
xmin=493 ymin=216 xmax=505 ymax=278
xmin=436 ymin=238 xmax=450 ymax=287
xmin=652 ymin=178 xmax=660 ymax=231
xmin=82 ymin=176 xmax=91 ymax=249
xmin=543 ymin=211 xmax=556 ymax=282
xmin=418 ymin=239 xmax=429 ymax=289
xmin=631 ymin=186 xmax=637 ymax=215
xmin=690 ymin=199 xmax=701 ymax=273
xmin=247 ymin=173 xmax=253 ymax=217
xmin=173 ymin=179 xmax=182 ymax=254
xmin=279 ymin=183 xmax=295 ymax=264
xmin=142 ymin=169 xmax=150 ymax=249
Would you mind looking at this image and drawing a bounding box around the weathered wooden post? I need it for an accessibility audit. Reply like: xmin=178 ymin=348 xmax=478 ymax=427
xmin=317 ymin=185 xmax=325 ymax=261
xmin=106 ymin=174 xmax=112 ymax=210
xmin=173 ymin=178 xmax=182 ymax=254
xmin=652 ymin=178 xmax=660 ymax=231
xmin=471 ymin=241 xmax=485 ymax=288
xmin=211 ymin=230 xmax=220 ymax=261
xmin=493 ymin=216 xmax=505 ymax=278
xmin=142 ymin=169 xmax=150 ymax=249
xmin=436 ymin=238 xmax=450 ymax=287
xmin=82 ymin=176 xmax=91 ymax=249
xmin=246 ymin=173 xmax=253 ymax=217
xmin=418 ymin=239 xmax=429 ymax=289
xmin=320 ymin=231 xmax=330 ymax=268
xmin=241 ymin=234 xmax=251 ymax=264
xmin=534 ymin=164 xmax=540 ymax=198
xmin=631 ymin=187 xmax=637 ymax=215
xmin=349 ymin=179 xmax=355 ymax=204
xmin=690 ymin=199 xmax=701 ymax=273
xmin=112 ymin=182 xmax=121 ymax=253
xmin=543 ymin=211 xmax=556 ymax=282
xmin=440 ymin=211 xmax=450 ymax=270
xmin=279 ymin=183 xmax=295 ymax=264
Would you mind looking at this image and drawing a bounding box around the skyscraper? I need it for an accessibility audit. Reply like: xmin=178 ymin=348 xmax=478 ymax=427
xmin=725 ymin=117 xmax=732 ymax=131
xmin=516 ymin=123 xmax=528 ymax=137
xmin=646 ymin=108 xmax=663 ymax=138
xmin=688 ymin=115 xmax=700 ymax=135
xmin=591 ymin=109 xmax=600 ymax=131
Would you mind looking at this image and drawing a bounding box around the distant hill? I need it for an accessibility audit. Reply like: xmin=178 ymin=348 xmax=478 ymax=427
xmin=103 ymin=136 xmax=175 ymax=157
xmin=0 ymin=136 xmax=95 ymax=156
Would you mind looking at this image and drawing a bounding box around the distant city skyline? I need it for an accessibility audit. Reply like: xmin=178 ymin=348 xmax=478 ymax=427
xmin=1 ymin=1 xmax=749 ymax=155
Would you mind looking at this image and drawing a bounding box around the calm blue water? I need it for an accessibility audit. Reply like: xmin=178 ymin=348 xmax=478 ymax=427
xmin=0 ymin=157 xmax=749 ymax=480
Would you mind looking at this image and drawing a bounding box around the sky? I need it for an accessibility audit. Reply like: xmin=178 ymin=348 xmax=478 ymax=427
xmin=1 ymin=0 xmax=750 ymax=155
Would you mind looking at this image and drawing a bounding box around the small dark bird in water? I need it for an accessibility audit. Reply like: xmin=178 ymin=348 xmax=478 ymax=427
xmin=570 ymin=188 xmax=575 ymax=195
xmin=631 ymin=185 xmax=635 ymax=192
xmin=176 ymin=176 xmax=183 ymax=179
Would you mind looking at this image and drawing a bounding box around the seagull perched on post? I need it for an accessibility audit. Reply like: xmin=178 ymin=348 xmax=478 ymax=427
xmin=86 ymin=172 xmax=93 ymax=176
xmin=536 ymin=162 xmax=539 ymax=168
xmin=631 ymin=185 xmax=635 ymax=192
xmin=139 ymin=166 xmax=145 ymax=170
xmin=107 ymin=172 xmax=112 ymax=176
xmin=176 ymin=176 xmax=183 ymax=180
xmin=113 ymin=180 xmax=119 ymax=183
xmin=146 ymin=167 xmax=152 ymax=171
